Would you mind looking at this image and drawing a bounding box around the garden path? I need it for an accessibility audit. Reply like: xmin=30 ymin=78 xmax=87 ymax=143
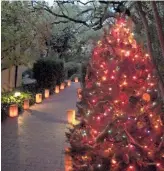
xmin=2 ymin=82 xmax=80 ymax=171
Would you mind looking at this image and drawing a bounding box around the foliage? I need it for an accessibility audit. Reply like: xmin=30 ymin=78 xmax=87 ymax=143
xmin=22 ymin=82 xmax=38 ymax=94
xmin=1 ymin=91 xmax=35 ymax=121
xmin=33 ymin=59 xmax=64 ymax=90
xmin=2 ymin=91 xmax=34 ymax=107
xmin=65 ymin=62 xmax=81 ymax=79
xmin=1 ymin=1 xmax=53 ymax=69
xmin=67 ymin=16 xmax=164 ymax=170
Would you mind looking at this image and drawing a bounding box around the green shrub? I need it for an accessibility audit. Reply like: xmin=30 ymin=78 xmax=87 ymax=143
xmin=33 ymin=59 xmax=64 ymax=91
xmin=1 ymin=91 xmax=35 ymax=121
xmin=2 ymin=91 xmax=35 ymax=107
xmin=22 ymin=82 xmax=38 ymax=94
xmin=65 ymin=62 xmax=81 ymax=79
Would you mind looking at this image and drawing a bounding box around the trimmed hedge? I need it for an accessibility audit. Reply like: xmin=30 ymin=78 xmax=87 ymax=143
xmin=33 ymin=59 xmax=64 ymax=91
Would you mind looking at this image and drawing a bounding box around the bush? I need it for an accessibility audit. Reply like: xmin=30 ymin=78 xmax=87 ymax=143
xmin=22 ymin=82 xmax=38 ymax=94
xmin=33 ymin=59 xmax=64 ymax=91
xmin=65 ymin=62 xmax=81 ymax=79
xmin=1 ymin=91 xmax=35 ymax=121
xmin=2 ymin=91 xmax=35 ymax=107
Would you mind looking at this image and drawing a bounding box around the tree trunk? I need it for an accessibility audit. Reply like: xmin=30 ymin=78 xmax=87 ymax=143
xmin=14 ymin=65 xmax=18 ymax=88
xmin=137 ymin=1 xmax=164 ymax=101
xmin=151 ymin=1 xmax=164 ymax=58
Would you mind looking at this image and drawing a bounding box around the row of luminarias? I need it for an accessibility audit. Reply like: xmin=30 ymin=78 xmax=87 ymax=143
xmin=9 ymin=77 xmax=79 ymax=118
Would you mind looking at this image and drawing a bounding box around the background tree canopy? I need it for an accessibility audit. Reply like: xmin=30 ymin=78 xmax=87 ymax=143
xmin=2 ymin=1 xmax=164 ymax=88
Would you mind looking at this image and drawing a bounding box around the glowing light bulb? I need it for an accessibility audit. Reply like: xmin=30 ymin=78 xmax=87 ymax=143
xmin=156 ymin=163 xmax=160 ymax=167
xmin=144 ymin=146 xmax=148 ymax=149
xmin=114 ymin=100 xmax=118 ymax=103
xmin=123 ymin=81 xmax=127 ymax=86
xmin=133 ymin=76 xmax=137 ymax=80
xmin=92 ymin=99 xmax=96 ymax=103
xmin=109 ymin=87 xmax=112 ymax=91
xmin=112 ymin=159 xmax=117 ymax=164
xmin=149 ymin=114 xmax=153 ymax=117
xmin=111 ymin=75 xmax=115 ymax=79
xmin=102 ymin=76 xmax=107 ymax=81
xmin=97 ymin=164 xmax=101 ymax=168
xmin=97 ymin=116 xmax=100 ymax=120
xmin=94 ymin=130 xmax=97 ymax=134
xmin=125 ymin=51 xmax=130 ymax=57
xmin=154 ymin=125 xmax=159 ymax=129
xmin=129 ymin=145 xmax=133 ymax=148
xmin=153 ymin=102 xmax=157 ymax=106
xmin=97 ymin=82 xmax=101 ymax=86
xmin=121 ymin=50 xmax=125 ymax=53
xmin=129 ymin=165 xmax=134 ymax=169
xmin=104 ymin=70 xmax=108 ymax=74
xmin=108 ymin=130 xmax=112 ymax=134
xmin=14 ymin=92 xmax=21 ymax=97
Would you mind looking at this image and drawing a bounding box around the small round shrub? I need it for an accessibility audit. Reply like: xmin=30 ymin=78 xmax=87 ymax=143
xmin=33 ymin=59 xmax=64 ymax=90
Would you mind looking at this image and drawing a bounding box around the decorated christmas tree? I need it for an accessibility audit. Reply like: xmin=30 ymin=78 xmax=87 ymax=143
xmin=66 ymin=14 xmax=164 ymax=171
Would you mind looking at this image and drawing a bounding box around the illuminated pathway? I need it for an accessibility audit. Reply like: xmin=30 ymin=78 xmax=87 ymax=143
xmin=2 ymin=82 xmax=80 ymax=171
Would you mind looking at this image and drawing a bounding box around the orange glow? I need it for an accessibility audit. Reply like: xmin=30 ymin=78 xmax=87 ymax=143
xmin=154 ymin=125 xmax=159 ymax=129
xmin=65 ymin=150 xmax=72 ymax=171
xmin=75 ymin=77 xmax=78 ymax=83
xmin=67 ymin=80 xmax=71 ymax=86
xmin=45 ymin=89 xmax=49 ymax=98
xmin=60 ymin=83 xmax=65 ymax=90
xmin=55 ymin=86 xmax=60 ymax=93
xmin=142 ymin=93 xmax=151 ymax=102
xmin=112 ymin=159 xmax=117 ymax=164
xmin=9 ymin=104 xmax=18 ymax=117
xmin=36 ymin=93 xmax=42 ymax=103
xmin=67 ymin=109 xmax=75 ymax=124
xmin=102 ymin=76 xmax=107 ymax=81
xmin=23 ymin=99 xmax=29 ymax=110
